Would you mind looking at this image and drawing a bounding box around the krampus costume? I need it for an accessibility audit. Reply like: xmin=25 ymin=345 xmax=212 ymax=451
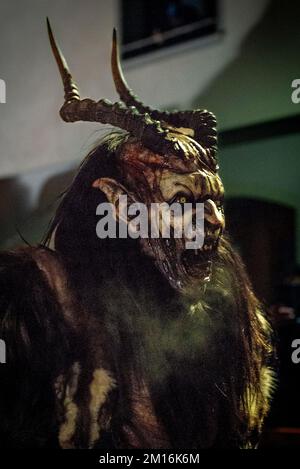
xmin=0 ymin=21 xmax=274 ymax=448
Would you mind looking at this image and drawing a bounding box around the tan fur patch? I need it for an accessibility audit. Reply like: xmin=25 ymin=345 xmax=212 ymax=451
xmin=88 ymin=368 xmax=116 ymax=448
xmin=59 ymin=399 xmax=78 ymax=449
xmin=58 ymin=362 xmax=81 ymax=449
xmin=247 ymin=365 xmax=276 ymax=431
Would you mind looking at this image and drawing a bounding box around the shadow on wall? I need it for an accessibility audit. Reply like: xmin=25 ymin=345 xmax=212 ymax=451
xmin=0 ymin=168 xmax=76 ymax=249
xmin=0 ymin=178 xmax=30 ymax=246
xmin=38 ymin=168 xmax=76 ymax=212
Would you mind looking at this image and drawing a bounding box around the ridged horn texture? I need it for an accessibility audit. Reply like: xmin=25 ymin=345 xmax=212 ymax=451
xmin=47 ymin=19 xmax=217 ymax=167
xmin=111 ymin=28 xmax=218 ymax=166
xmin=47 ymin=18 xmax=80 ymax=103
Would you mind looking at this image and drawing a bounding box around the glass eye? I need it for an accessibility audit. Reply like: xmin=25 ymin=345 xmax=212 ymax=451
xmin=178 ymin=195 xmax=188 ymax=204
xmin=170 ymin=192 xmax=193 ymax=205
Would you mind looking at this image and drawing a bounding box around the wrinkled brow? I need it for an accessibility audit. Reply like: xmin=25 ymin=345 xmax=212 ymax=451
xmin=159 ymin=171 xmax=224 ymax=202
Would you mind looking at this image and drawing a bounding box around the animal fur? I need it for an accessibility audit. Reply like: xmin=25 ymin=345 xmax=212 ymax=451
xmin=0 ymin=133 xmax=274 ymax=448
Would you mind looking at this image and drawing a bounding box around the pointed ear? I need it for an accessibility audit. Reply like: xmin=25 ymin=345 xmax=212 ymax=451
xmin=92 ymin=177 xmax=130 ymax=204
xmin=92 ymin=177 xmax=136 ymax=224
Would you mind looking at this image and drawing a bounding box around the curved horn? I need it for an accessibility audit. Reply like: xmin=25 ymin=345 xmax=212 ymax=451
xmin=47 ymin=18 xmax=80 ymax=103
xmin=111 ymin=29 xmax=218 ymax=158
xmin=111 ymin=28 xmax=143 ymax=109
xmin=47 ymin=19 xmax=184 ymax=158
xmin=111 ymin=28 xmax=158 ymax=115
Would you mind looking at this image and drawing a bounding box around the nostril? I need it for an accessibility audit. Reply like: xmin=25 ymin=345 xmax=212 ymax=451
xmin=204 ymin=200 xmax=225 ymax=228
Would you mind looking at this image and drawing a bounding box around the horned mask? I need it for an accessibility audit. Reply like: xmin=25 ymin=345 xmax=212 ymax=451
xmin=47 ymin=19 xmax=225 ymax=293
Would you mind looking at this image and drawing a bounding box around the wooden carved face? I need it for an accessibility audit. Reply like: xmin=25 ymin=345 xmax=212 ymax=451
xmin=94 ymin=135 xmax=225 ymax=294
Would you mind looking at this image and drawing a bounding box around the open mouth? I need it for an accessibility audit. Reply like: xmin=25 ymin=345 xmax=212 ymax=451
xmin=140 ymin=235 xmax=218 ymax=290
xmin=181 ymin=241 xmax=216 ymax=278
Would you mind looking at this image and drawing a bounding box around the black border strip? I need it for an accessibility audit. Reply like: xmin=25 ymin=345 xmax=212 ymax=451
xmin=219 ymin=114 xmax=300 ymax=147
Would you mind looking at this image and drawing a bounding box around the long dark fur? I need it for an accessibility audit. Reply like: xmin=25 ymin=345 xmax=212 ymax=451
xmin=0 ymin=249 xmax=75 ymax=447
xmin=42 ymin=132 xmax=273 ymax=448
